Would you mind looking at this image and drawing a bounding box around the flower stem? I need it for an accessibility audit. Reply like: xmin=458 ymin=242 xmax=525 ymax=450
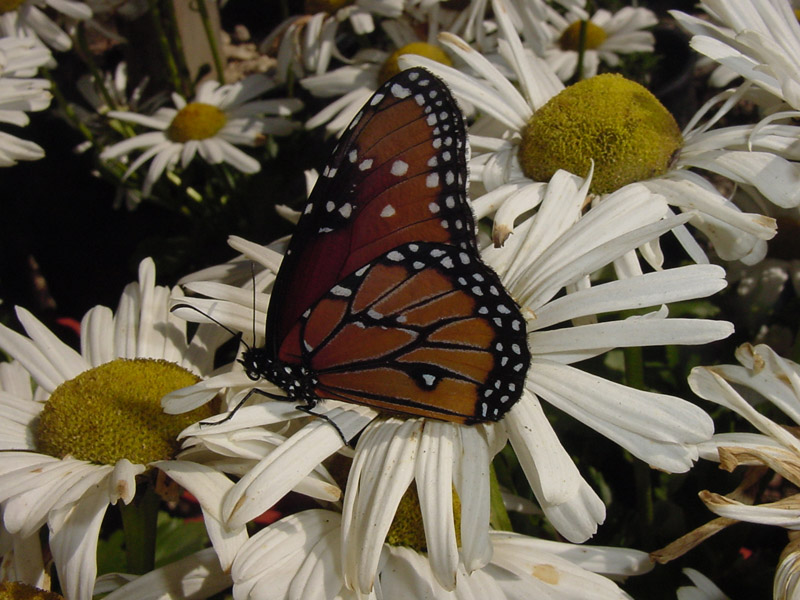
xmin=195 ymin=0 xmax=226 ymax=83
xmin=623 ymin=346 xmax=645 ymax=390
xmin=75 ymin=24 xmax=117 ymax=111
xmin=489 ymin=463 xmax=513 ymax=531
xmin=119 ymin=484 xmax=160 ymax=575
xmin=149 ymin=0 xmax=184 ymax=94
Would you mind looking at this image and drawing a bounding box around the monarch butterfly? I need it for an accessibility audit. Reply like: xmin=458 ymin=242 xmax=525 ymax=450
xmin=242 ymin=67 xmax=530 ymax=424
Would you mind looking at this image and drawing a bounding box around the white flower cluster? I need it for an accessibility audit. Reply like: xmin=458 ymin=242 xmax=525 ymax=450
xmin=2 ymin=0 xmax=800 ymax=599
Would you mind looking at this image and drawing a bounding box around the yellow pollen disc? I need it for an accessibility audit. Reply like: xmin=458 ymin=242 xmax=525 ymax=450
xmin=559 ymin=20 xmax=608 ymax=50
xmin=386 ymin=483 xmax=462 ymax=551
xmin=518 ymin=73 xmax=683 ymax=194
xmin=0 ymin=581 xmax=66 ymax=600
xmin=35 ymin=358 xmax=213 ymax=466
xmin=379 ymin=42 xmax=453 ymax=84
xmin=304 ymin=0 xmax=354 ymax=14
xmin=0 ymin=0 xmax=25 ymax=14
xmin=167 ymin=102 xmax=228 ymax=143
xmin=795 ymin=9 xmax=800 ymax=21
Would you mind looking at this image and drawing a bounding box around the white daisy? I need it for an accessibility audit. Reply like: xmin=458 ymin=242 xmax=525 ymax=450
xmin=166 ymin=172 xmax=730 ymax=593
xmin=0 ymin=35 xmax=52 ymax=166
xmin=300 ymin=18 xmax=454 ymax=136
xmin=671 ymin=0 xmax=800 ymax=111
xmin=0 ymin=258 xmax=242 ymax=600
xmin=99 ymin=75 xmax=302 ymax=196
xmin=686 ymin=343 xmax=800 ymax=600
xmin=399 ymin=0 xmax=800 ymax=266
xmin=229 ymin=508 xmax=651 ymax=599
xmin=537 ymin=6 xmax=658 ymax=81
xmin=262 ymin=0 xmax=405 ymax=83
xmin=0 ymin=0 xmax=92 ymax=51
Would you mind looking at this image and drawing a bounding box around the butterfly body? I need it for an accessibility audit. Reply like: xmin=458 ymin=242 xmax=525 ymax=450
xmin=244 ymin=68 xmax=530 ymax=424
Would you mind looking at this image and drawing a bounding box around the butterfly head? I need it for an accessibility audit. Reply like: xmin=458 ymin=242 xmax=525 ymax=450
xmin=239 ymin=347 xmax=319 ymax=404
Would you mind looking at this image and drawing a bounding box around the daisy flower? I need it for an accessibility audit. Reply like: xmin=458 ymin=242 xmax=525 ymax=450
xmin=229 ymin=508 xmax=651 ymax=599
xmin=536 ymin=5 xmax=658 ymax=81
xmin=99 ymin=75 xmax=302 ymax=196
xmin=262 ymin=0 xmax=404 ymax=83
xmin=0 ymin=258 xmax=242 ymax=600
xmin=300 ymin=18 xmax=454 ymax=136
xmin=0 ymin=36 xmax=52 ymax=166
xmin=166 ymin=172 xmax=731 ymax=593
xmin=0 ymin=0 xmax=91 ymax=51
xmin=671 ymin=0 xmax=800 ymax=112
xmin=683 ymin=343 xmax=800 ymax=599
xmin=400 ymin=0 xmax=800 ymax=266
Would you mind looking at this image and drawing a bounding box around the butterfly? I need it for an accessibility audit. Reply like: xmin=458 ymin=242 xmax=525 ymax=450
xmin=241 ymin=67 xmax=530 ymax=424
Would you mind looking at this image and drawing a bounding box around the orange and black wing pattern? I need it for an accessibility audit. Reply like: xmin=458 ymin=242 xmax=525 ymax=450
xmin=245 ymin=67 xmax=530 ymax=424
xmin=266 ymin=67 xmax=473 ymax=351
xmin=278 ymin=242 xmax=530 ymax=423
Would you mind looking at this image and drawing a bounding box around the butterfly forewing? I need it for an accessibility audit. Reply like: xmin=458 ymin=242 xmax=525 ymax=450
xmin=294 ymin=242 xmax=530 ymax=423
xmin=267 ymin=68 xmax=473 ymax=352
xmin=251 ymin=68 xmax=532 ymax=424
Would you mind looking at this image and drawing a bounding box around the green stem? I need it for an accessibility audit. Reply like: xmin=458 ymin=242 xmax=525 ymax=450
xmin=149 ymin=0 xmax=183 ymax=93
xmin=623 ymin=346 xmax=645 ymax=391
xmin=488 ymin=463 xmax=513 ymax=532
xmin=75 ymin=24 xmax=118 ymax=111
xmin=195 ymin=0 xmax=226 ymax=83
xmin=44 ymin=70 xmax=95 ymax=144
xmin=163 ymin=0 xmax=193 ymax=93
xmin=119 ymin=484 xmax=160 ymax=575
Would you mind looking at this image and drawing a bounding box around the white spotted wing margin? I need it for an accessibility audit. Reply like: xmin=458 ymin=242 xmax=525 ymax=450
xmin=296 ymin=241 xmax=530 ymax=424
xmin=265 ymin=66 xmax=474 ymax=356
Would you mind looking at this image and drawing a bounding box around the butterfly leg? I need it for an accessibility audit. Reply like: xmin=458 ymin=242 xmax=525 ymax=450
xmin=199 ymin=387 xmax=287 ymax=427
xmin=295 ymin=402 xmax=351 ymax=447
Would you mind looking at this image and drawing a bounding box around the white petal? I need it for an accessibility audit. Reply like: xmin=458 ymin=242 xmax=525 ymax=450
xmin=504 ymin=391 xmax=581 ymax=505
xmin=103 ymin=548 xmax=231 ymax=600
xmin=529 ymin=361 xmax=714 ymax=472
xmin=49 ymin=490 xmax=109 ymax=600
xmin=455 ymin=425 xmax=493 ymax=572
xmin=342 ymin=418 xmax=421 ymax=594
xmin=415 ymin=420 xmax=459 ymax=590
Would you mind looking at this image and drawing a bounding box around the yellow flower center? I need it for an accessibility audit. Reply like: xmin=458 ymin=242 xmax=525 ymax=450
xmin=0 ymin=0 xmax=25 ymax=14
xmin=304 ymin=0 xmax=354 ymax=14
xmin=386 ymin=483 xmax=462 ymax=551
xmin=167 ymin=102 xmax=227 ymax=143
xmin=518 ymin=73 xmax=683 ymax=194
xmin=35 ymin=358 xmax=213 ymax=466
xmin=559 ymin=20 xmax=608 ymax=51
xmin=0 ymin=581 xmax=65 ymax=600
xmin=379 ymin=42 xmax=453 ymax=84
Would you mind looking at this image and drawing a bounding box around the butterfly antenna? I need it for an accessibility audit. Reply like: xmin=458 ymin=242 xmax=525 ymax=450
xmin=250 ymin=262 xmax=258 ymax=347
xmin=170 ymin=303 xmax=252 ymax=353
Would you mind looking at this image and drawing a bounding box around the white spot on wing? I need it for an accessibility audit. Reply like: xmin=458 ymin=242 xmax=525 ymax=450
xmin=391 ymin=160 xmax=409 ymax=176
xmin=380 ymin=205 xmax=396 ymax=217
xmin=359 ymin=158 xmax=373 ymax=171
xmin=391 ymin=84 xmax=411 ymax=98
xmin=426 ymin=173 xmax=439 ymax=188
xmin=332 ymin=285 xmax=352 ymax=297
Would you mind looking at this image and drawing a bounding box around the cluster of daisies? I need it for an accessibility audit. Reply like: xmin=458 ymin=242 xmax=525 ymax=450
xmin=3 ymin=0 xmax=800 ymax=598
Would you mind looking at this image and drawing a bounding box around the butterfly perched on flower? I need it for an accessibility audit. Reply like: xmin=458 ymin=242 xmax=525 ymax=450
xmin=242 ymin=67 xmax=530 ymax=424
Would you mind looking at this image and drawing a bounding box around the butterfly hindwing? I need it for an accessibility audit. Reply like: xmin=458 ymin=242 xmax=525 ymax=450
xmin=280 ymin=242 xmax=530 ymax=423
xmin=267 ymin=68 xmax=474 ymax=353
